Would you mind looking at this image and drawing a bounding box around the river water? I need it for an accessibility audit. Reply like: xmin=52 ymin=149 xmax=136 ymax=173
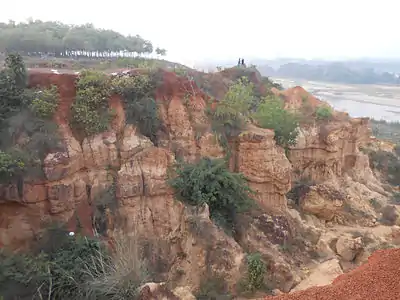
xmin=272 ymin=77 xmax=400 ymax=122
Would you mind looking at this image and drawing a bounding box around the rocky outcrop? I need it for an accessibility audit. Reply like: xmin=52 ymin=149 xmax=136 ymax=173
xmin=0 ymin=68 xmax=393 ymax=296
xmin=299 ymin=183 xmax=347 ymax=222
xmin=291 ymin=259 xmax=343 ymax=292
xmin=289 ymin=118 xmax=371 ymax=183
xmin=0 ymin=69 xmax=294 ymax=292
xmin=235 ymin=126 xmax=292 ymax=213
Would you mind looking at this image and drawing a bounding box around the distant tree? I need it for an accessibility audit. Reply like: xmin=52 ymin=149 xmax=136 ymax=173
xmin=0 ymin=20 xmax=165 ymax=59
xmin=155 ymin=47 xmax=167 ymax=57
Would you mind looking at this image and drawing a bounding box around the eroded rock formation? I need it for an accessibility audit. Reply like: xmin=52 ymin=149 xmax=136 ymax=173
xmin=0 ymin=67 xmax=395 ymax=296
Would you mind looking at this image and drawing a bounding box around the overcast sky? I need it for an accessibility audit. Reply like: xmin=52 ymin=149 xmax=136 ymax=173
xmin=0 ymin=0 xmax=398 ymax=66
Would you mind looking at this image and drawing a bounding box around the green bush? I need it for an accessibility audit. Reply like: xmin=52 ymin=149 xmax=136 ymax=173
xmin=0 ymin=150 xmax=25 ymax=181
xmin=30 ymin=85 xmax=59 ymax=118
xmin=71 ymin=70 xmax=112 ymax=137
xmin=111 ymin=74 xmax=160 ymax=144
xmin=0 ymin=54 xmax=62 ymax=183
xmin=0 ymin=225 xmax=107 ymax=300
xmin=253 ymin=95 xmax=299 ymax=148
xmin=245 ymin=253 xmax=266 ymax=292
xmin=0 ymin=53 xmax=27 ymax=126
xmin=0 ymin=225 xmax=150 ymax=300
xmin=168 ymin=157 xmax=254 ymax=232
xmin=208 ymin=77 xmax=256 ymax=153
xmin=315 ymin=105 xmax=333 ymax=120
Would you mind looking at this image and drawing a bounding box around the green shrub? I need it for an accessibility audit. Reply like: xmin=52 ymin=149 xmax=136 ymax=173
xmin=111 ymin=74 xmax=160 ymax=144
xmin=168 ymin=157 xmax=254 ymax=232
xmin=0 ymin=225 xmax=107 ymax=300
xmin=208 ymin=77 xmax=256 ymax=153
xmin=0 ymin=54 xmax=62 ymax=183
xmin=71 ymin=70 xmax=112 ymax=137
xmin=0 ymin=225 xmax=150 ymax=300
xmin=5 ymin=53 xmax=27 ymax=89
xmin=0 ymin=250 xmax=48 ymax=299
xmin=253 ymin=95 xmax=299 ymax=148
xmin=315 ymin=105 xmax=333 ymax=120
xmin=245 ymin=253 xmax=266 ymax=292
xmin=0 ymin=150 xmax=25 ymax=181
xmin=0 ymin=53 xmax=27 ymax=126
xmin=30 ymin=85 xmax=59 ymax=118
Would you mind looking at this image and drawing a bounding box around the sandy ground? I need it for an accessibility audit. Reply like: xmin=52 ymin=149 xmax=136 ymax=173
xmin=272 ymin=77 xmax=400 ymax=121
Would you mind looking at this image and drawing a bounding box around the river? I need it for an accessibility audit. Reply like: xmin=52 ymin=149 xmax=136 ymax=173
xmin=272 ymin=77 xmax=400 ymax=122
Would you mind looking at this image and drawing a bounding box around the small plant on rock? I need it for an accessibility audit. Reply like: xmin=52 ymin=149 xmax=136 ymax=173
xmin=245 ymin=252 xmax=266 ymax=292
xmin=315 ymin=105 xmax=333 ymax=120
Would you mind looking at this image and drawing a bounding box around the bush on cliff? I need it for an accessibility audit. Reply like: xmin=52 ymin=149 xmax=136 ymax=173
xmin=208 ymin=77 xmax=257 ymax=154
xmin=315 ymin=105 xmax=333 ymax=120
xmin=168 ymin=157 xmax=254 ymax=232
xmin=30 ymin=85 xmax=59 ymax=119
xmin=111 ymin=73 xmax=160 ymax=144
xmin=0 ymin=225 xmax=106 ymax=299
xmin=71 ymin=70 xmax=113 ymax=137
xmin=0 ymin=150 xmax=25 ymax=181
xmin=0 ymin=53 xmax=28 ymax=126
xmin=0 ymin=226 xmax=149 ymax=300
xmin=245 ymin=252 xmax=266 ymax=292
xmin=253 ymin=95 xmax=299 ymax=148
xmin=0 ymin=54 xmax=62 ymax=184
xmin=209 ymin=77 xmax=255 ymax=134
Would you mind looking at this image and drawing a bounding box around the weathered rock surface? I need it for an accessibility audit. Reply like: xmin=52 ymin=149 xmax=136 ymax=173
xmin=291 ymin=259 xmax=343 ymax=292
xmin=235 ymin=126 xmax=292 ymax=213
xmin=336 ymin=234 xmax=364 ymax=262
xmin=0 ymin=68 xmax=393 ymax=296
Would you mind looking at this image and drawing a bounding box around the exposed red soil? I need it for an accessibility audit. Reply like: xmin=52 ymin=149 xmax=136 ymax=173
xmin=155 ymin=69 xmax=209 ymax=101
xmin=272 ymin=86 xmax=322 ymax=110
xmin=265 ymin=248 xmax=400 ymax=300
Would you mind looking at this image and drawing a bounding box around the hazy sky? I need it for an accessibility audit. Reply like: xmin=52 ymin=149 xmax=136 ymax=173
xmin=1 ymin=0 xmax=398 ymax=65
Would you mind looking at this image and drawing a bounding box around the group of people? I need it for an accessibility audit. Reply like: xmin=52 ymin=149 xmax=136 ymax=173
xmin=237 ymin=58 xmax=245 ymax=66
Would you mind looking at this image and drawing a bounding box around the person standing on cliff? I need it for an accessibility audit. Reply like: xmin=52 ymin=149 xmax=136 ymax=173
xmin=241 ymin=58 xmax=245 ymax=66
xmin=238 ymin=58 xmax=241 ymax=66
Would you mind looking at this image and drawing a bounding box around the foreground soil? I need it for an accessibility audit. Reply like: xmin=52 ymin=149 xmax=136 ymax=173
xmin=265 ymin=248 xmax=400 ymax=300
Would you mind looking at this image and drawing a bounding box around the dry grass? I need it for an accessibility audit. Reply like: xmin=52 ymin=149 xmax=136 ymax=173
xmin=83 ymin=231 xmax=150 ymax=300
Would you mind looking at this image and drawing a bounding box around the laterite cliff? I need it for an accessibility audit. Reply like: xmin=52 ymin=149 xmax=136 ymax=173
xmin=1 ymin=67 xmax=398 ymax=298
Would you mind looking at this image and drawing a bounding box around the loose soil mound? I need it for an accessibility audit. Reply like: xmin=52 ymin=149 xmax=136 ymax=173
xmin=265 ymin=248 xmax=400 ymax=300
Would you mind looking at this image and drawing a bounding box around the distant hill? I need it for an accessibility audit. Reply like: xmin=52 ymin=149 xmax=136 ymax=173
xmin=256 ymin=60 xmax=400 ymax=85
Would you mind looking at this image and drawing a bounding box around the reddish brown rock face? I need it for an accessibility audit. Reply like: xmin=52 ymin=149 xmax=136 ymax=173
xmin=0 ymin=67 xmax=381 ymax=294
